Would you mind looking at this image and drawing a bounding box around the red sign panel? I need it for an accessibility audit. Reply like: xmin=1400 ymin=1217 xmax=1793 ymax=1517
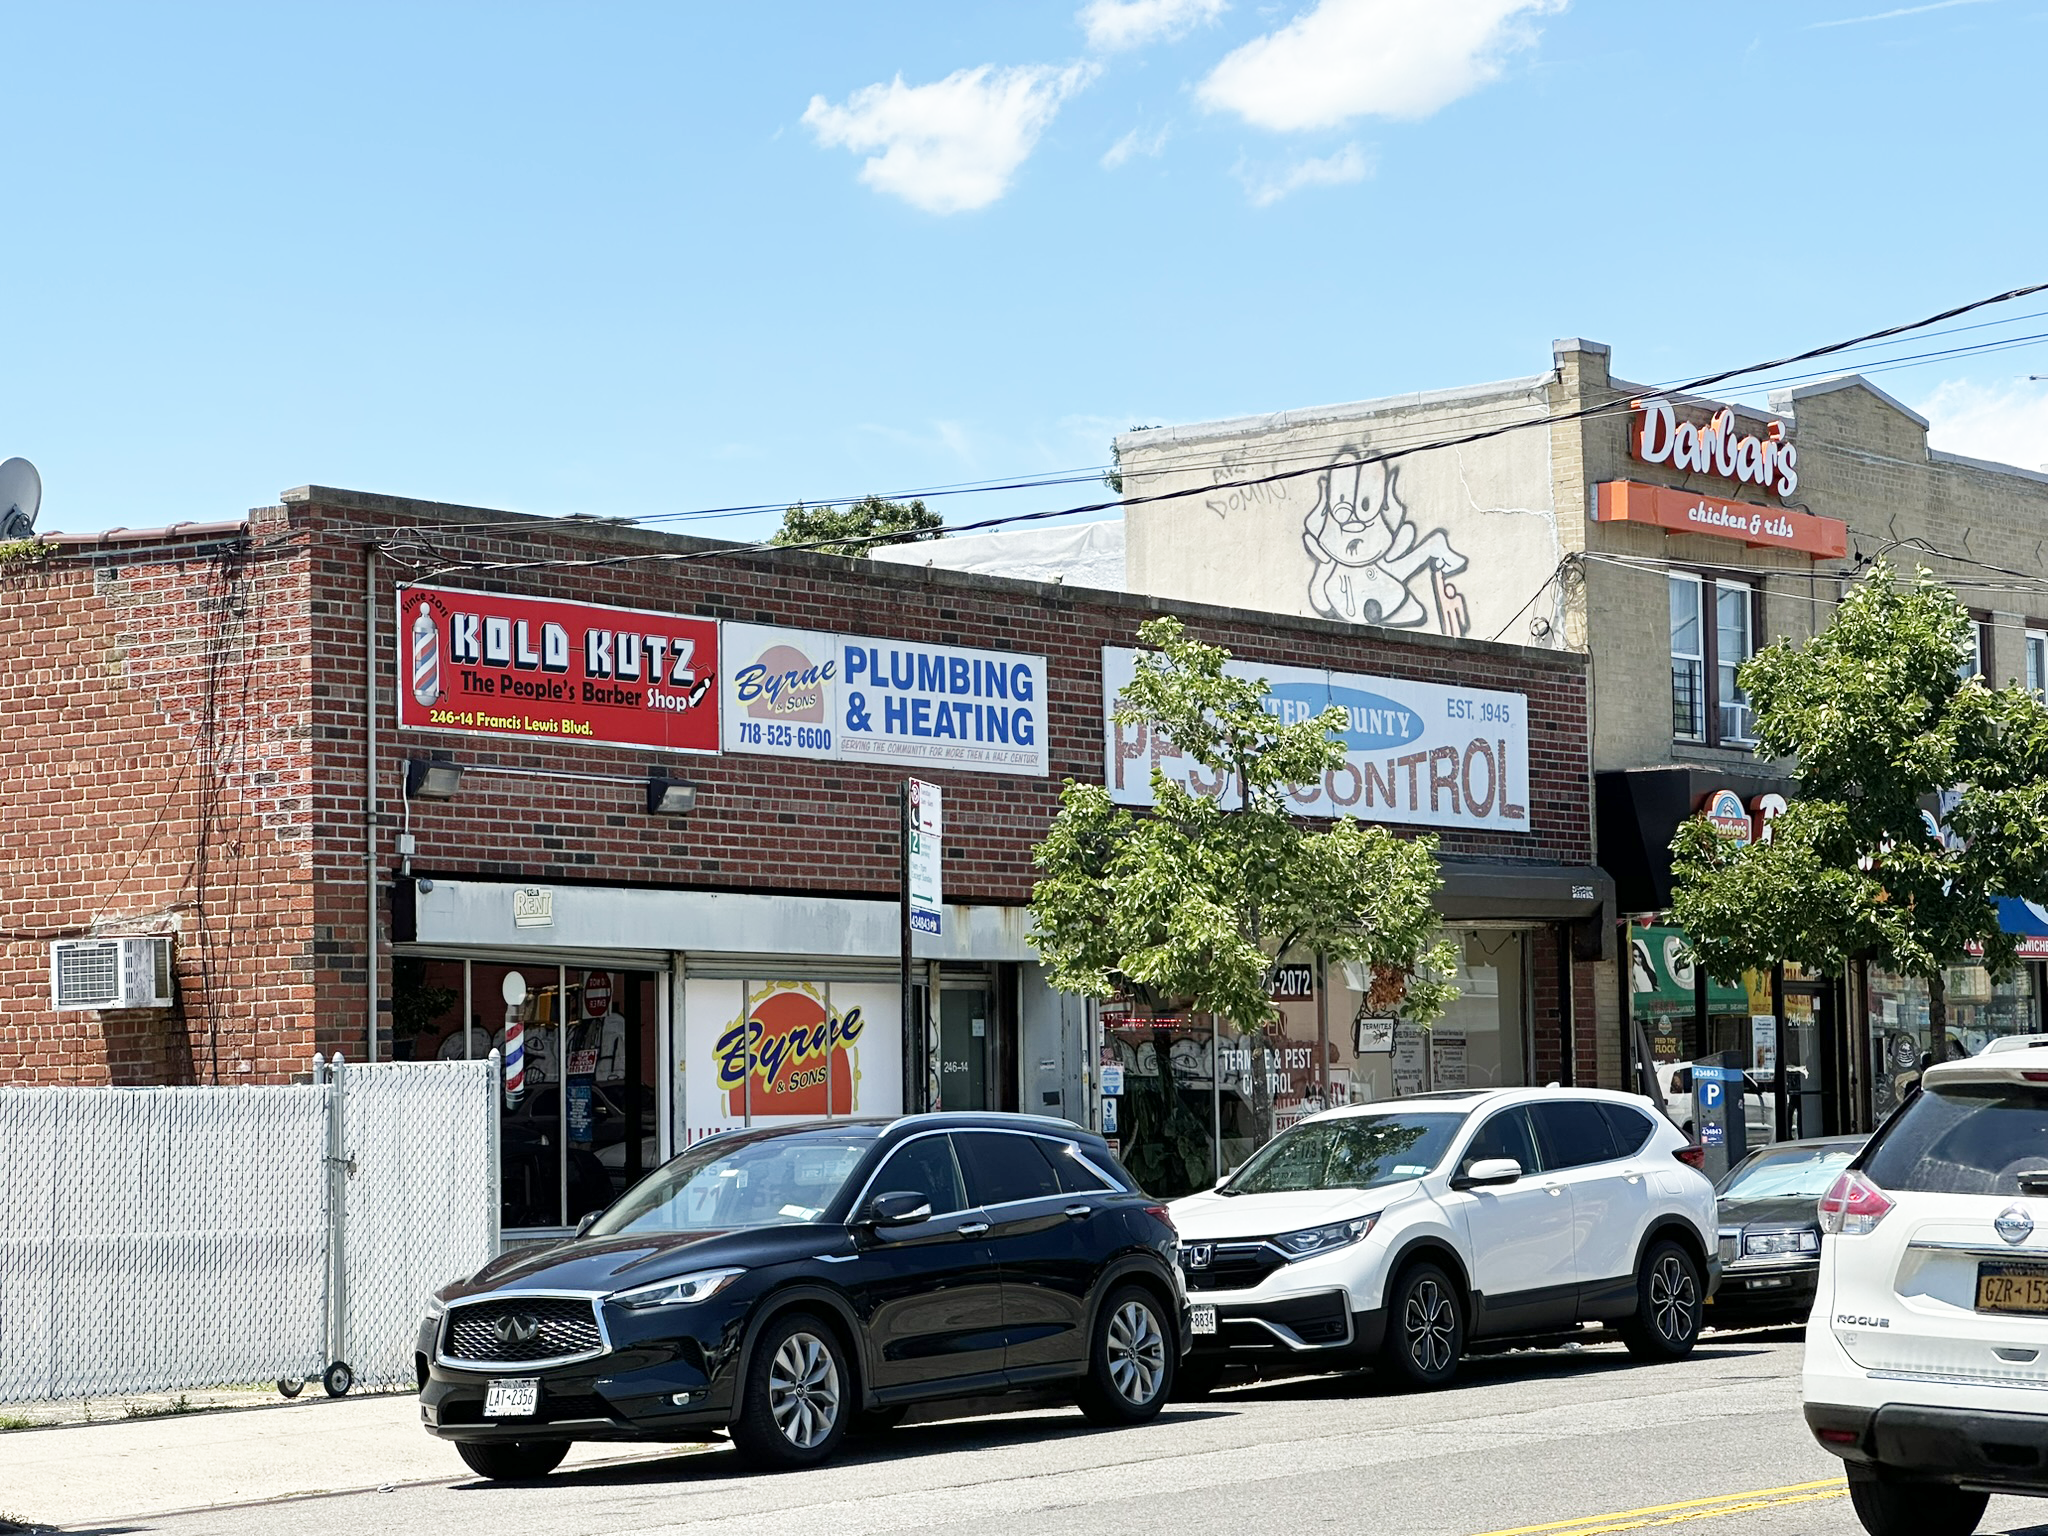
xmin=397 ymin=584 xmax=719 ymax=753
xmin=1594 ymin=480 xmax=1847 ymax=559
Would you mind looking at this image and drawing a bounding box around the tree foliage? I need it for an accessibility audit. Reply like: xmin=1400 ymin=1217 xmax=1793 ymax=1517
xmin=1671 ymin=561 xmax=2048 ymax=986
xmin=772 ymin=494 xmax=943 ymax=558
xmin=1028 ymin=616 xmax=1456 ymax=1032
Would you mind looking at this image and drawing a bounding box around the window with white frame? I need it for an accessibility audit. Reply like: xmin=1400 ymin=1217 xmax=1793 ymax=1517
xmin=1961 ymin=614 xmax=1991 ymax=682
xmin=1670 ymin=572 xmax=1759 ymax=747
xmin=2028 ymin=628 xmax=2047 ymax=703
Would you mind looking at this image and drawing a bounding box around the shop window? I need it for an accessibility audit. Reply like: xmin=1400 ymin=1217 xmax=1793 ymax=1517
xmin=1867 ymin=964 xmax=2038 ymax=1124
xmin=1670 ymin=574 xmax=1760 ymax=747
xmin=2026 ymin=627 xmax=2047 ymax=702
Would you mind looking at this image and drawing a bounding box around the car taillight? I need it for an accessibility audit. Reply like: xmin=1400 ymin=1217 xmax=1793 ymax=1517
xmin=1145 ymin=1204 xmax=1176 ymax=1234
xmin=1674 ymin=1145 xmax=1706 ymax=1170
xmin=1818 ymin=1170 xmax=1893 ymax=1235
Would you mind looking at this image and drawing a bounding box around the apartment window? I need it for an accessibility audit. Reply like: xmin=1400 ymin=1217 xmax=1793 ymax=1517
xmin=2027 ymin=628 xmax=2047 ymax=702
xmin=1670 ymin=573 xmax=1759 ymax=747
xmin=1962 ymin=613 xmax=1992 ymax=683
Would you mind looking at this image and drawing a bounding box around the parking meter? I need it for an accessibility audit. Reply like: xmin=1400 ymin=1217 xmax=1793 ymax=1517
xmin=1692 ymin=1051 xmax=1748 ymax=1182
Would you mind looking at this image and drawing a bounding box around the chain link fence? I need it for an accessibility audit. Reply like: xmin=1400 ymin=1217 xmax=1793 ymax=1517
xmin=0 ymin=1056 xmax=498 ymax=1402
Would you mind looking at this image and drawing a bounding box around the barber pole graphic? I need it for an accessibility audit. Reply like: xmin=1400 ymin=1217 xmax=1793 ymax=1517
xmin=410 ymin=605 xmax=442 ymax=708
xmin=503 ymin=1015 xmax=525 ymax=1102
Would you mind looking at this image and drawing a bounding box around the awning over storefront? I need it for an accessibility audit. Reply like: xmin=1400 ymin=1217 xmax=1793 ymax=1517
xmin=1996 ymin=898 xmax=2048 ymax=960
xmin=1436 ymin=858 xmax=1615 ymax=960
xmin=1595 ymin=766 xmax=1798 ymax=915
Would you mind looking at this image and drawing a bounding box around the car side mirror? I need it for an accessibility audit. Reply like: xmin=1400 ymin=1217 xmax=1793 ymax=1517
xmin=858 ymin=1191 xmax=932 ymax=1229
xmin=575 ymin=1211 xmax=600 ymax=1239
xmin=1452 ymin=1157 xmax=1523 ymax=1191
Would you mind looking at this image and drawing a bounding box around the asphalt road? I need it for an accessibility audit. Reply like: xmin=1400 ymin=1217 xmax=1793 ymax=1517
xmin=75 ymin=1330 xmax=2048 ymax=1536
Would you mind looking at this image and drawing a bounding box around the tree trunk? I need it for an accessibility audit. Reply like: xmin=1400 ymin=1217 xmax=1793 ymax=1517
xmin=1928 ymin=968 xmax=1948 ymax=1059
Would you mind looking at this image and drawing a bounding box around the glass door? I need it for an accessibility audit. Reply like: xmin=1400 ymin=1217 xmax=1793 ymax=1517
xmin=938 ymin=981 xmax=992 ymax=1111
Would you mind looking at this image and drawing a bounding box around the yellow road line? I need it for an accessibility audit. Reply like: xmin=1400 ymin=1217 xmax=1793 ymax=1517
xmin=1467 ymin=1479 xmax=1849 ymax=1536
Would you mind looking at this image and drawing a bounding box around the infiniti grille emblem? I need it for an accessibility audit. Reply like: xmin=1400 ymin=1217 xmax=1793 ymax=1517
xmin=1997 ymin=1206 xmax=2035 ymax=1246
xmin=493 ymin=1313 xmax=542 ymax=1345
xmin=1187 ymin=1244 xmax=1213 ymax=1270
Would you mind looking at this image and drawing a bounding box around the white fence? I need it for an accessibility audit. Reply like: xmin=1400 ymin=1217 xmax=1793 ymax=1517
xmin=0 ymin=1057 xmax=498 ymax=1402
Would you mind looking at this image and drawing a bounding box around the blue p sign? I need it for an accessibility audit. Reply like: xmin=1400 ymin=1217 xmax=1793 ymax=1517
xmin=1699 ymin=1078 xmax=1725 ymax=1110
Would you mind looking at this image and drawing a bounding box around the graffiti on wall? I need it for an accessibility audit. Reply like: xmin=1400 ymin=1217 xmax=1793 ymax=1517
xmin=1301 ymin=451 xmax=1472 ymax=637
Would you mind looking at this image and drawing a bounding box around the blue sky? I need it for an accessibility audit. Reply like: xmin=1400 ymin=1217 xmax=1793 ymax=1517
xmin=6 ymin=0 xmax=2048 ymax=537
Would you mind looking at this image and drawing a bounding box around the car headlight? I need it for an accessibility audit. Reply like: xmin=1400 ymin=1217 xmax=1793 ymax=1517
xmin=609 ymin=1267 xmax=747 ymax=1309
xmin=1744 ymin=1228 xmax=1821 ymax=1258
xmin=1274 ymin=1216 xmax=1377 ymax=1257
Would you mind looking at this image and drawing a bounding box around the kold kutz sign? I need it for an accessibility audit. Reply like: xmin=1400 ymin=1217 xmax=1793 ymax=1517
xmin=398 ymin=585 xmax=719 ymax=753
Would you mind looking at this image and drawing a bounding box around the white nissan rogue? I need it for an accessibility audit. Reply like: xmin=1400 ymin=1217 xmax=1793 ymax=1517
xmin=1168 ymin=1087 xmax=1718 ymax=1392
xmin=1805 ymin=1045 xmax=2048 ymax=1536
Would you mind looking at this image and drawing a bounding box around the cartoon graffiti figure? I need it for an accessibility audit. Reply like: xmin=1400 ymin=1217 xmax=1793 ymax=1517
xmin=1301 ymin=452 xmax=1470 ymax=632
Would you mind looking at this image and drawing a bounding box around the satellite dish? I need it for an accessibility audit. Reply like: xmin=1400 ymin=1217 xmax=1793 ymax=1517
xmin=0 ymin=458 xmax=41 ymax=541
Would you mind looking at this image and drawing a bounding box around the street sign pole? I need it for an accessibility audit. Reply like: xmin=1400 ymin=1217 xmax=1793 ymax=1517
xmin=900 ymin=781 xmax=918 ymax=1113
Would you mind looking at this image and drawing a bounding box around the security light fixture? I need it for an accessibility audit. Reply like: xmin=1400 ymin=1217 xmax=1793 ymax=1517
xmin=405 ymin=758 xmax=464 ymax=801
xmin=646 ymin=775 xmax=697 ymax=816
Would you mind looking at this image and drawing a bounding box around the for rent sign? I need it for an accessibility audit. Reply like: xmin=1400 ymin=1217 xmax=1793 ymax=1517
xmin=1101 ymin=647 xmax=1530 ymax=833
xmin=398 ymin=585 xmax=720 ymax=753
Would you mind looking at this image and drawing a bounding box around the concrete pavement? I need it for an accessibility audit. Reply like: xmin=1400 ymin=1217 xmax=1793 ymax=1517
xmin=10 ymin=1331 xmax=2048 ymax=1536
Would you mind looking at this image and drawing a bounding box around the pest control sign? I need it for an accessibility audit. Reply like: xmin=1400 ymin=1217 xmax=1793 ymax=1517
xmin=908 ymin=779 xmax=943 ymax=936
xmin=722 ymin=622 xmax=1048 ymax=776
xmin=1103 ymin=647 xmax=1530 ymax=833
xmin=399 ymin=585 xmax=719 ymax=753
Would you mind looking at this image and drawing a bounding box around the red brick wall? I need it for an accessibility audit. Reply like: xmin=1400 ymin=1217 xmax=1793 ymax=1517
xmin=0 ymin=510 xmax=317 ymax=1084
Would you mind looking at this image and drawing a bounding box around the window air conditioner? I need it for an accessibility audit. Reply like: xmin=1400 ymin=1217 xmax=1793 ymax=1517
xmin=50 ymin=936 xmax=175 ymax=1010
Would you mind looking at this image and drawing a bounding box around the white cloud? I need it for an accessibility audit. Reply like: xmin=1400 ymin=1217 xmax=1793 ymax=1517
xmin=1079 ymin=0 xmax=1229 ymax=51
xmin=1198 ymin=0 xmax=1564 ymax=132
xmin=1920 ymin=378 xmax=2048 ymax=474
xmin=1240 ymin=142 xmax=1373 ymax=205
xmin=1102 ymin=124 xmax=1171 ymax=168
xmin=803 ymin=63 xmax=1097 ymax=214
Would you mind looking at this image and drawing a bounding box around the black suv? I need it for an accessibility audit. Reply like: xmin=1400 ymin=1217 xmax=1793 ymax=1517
xmin=417 ymin=1113 xmax=1187 ymax=1477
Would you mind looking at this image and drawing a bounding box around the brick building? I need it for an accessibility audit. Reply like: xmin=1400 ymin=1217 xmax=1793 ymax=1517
xmin=1 ymin=486 xmax=1599 ymax=1229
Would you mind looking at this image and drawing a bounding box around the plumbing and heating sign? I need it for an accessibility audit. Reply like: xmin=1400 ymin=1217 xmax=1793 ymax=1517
xmin=721 ymin=622 xmax=1048 ymax=775
xmin=397 ymin=585 xmax=720 ymax=753
xmin=1102 ymin=647 xmax=1530 ymax=833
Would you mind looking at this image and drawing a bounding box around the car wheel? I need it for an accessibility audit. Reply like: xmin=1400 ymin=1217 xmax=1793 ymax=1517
xmin=1620 ymin=1240 xmax=1703 ymax=1361
xmin=1847 ymin=1468 xmax=1989 ymax=1536
xmin=1077 ymin=1286 xmax=1175 ymax=1425
xmin=1380 ymin=1262 xmax=1463 ymax=1390
xmin=730 ymin=1312 xmax=851 ymax=1470
xmin=455 ymin=1439 xmax=569 ymax=1481
xmin=1173 ymin=1354 xmax=1227 ymax=1401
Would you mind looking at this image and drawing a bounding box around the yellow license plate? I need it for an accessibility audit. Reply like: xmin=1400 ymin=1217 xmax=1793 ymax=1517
xmin=1977 ymin=1262 xmax=2048 ymax=1314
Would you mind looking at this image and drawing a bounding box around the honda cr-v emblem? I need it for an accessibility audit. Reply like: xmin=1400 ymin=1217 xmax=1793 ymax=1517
xmin=1187 ymin=1244 xmax=1213 ymax=1269
xmin=1997 ymin=1207 xmax=2035 ymax=1245
xmin=493 ymin=1313 xmax=541 ymax=1344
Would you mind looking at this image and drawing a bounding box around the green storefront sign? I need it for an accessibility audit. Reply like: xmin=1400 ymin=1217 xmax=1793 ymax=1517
xmin=1629 ymin=925 xmax=1746 ymax=1014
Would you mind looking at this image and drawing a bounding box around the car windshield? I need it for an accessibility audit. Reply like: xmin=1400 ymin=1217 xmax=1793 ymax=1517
xmin=1718 ymin=1145 xmax=1858 ymax=1200
xmin=586 ymin=1131 xmax=875 ymax=1236
xmin=1222 ymin=1112 xmax=1465 ymax=1196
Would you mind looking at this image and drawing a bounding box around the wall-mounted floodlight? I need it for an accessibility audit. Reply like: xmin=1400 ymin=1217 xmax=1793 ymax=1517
xmin=405 ymin=758 xmax=465 ymax=801
xmin=646 ymin=775 xmax=698 ymax=815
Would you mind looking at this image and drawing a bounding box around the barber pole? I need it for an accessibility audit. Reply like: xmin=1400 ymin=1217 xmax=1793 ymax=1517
xmin=410 ymin=604 xmax=442 ymax=708
xmin=503 ymin=1014 xmax=525 ymax=1102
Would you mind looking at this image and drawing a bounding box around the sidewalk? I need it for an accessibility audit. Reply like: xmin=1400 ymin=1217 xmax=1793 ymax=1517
xmin=0 ymin=1390 xmax=697 ymax=1531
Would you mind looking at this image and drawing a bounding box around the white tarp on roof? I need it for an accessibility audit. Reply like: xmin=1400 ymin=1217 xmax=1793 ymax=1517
xmin=871 ymin=518 xmax=1125 ymax=592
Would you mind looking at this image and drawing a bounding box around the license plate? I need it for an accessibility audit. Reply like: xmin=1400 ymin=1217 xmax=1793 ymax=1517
xmin=1190 ymin=1305 xmax=1217 ymax=1336
xmin=1978 ymin=1261 xmax=2048 ymax=1315
xmin=483 ymin=1377 xmax=540 ymax=1418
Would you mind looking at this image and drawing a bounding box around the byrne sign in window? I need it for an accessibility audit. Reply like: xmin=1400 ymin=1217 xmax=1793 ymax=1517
xmin=397 ymin=585 xmax=720 ymax=754
xmin=1101 ymin=647 xmax=1531 ymax=834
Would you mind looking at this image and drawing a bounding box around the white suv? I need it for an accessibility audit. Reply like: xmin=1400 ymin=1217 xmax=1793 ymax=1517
xmin=1167 ymin=1087 xmax=1718 ymax=1392
xmin=1804 ymin=1046 xmax=2048 ymax=1535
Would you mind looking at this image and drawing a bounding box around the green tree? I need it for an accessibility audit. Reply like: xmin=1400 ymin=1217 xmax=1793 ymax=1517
xmin=772 ymin=494 xmax=943 ymax=558
xmin=1029 ymin=616 xmax=1455 ymax=1186
xmin=1671 ymin=561 xmax=2048 ymax=1041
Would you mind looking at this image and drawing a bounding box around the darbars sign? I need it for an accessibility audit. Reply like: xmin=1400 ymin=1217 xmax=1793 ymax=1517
xmin=397 ymin=585 xmax=720 ymax=753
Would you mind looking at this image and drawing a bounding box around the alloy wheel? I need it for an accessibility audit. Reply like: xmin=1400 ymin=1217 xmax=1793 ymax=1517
xmin=1405 ymin=1278 xmax=1456 ymax=1375
xmin=1106 ymin=1299 xmax=1167 ymax=1405
xmin=767 ymin=1330 xmax=842 ymax=1449
xmin=1650 ymin=1255 xmax=1697 ymax=1344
